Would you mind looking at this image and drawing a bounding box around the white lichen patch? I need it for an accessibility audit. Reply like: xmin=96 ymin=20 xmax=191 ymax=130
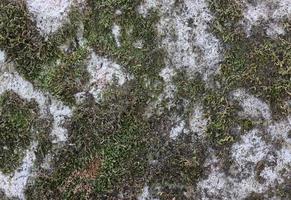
xmin=139 ymin=0 xmax=222 ymax=117
xmin=0 ymin=142 xmax=37 ymax=200
xmin=0 ymin=50 xmax=5 ymax=63
xmin=49 ymin=99 xmax=72 ymax=143
xmin=138 ymin=0 xmax=222 ymax=81
xmin=231 ymin=89 xmax=272 ymax=121
xmin=197 ymin=107 xmax=291 ymax=200
xmin=158 ymin=67 xmax=177 ymax=109
xmin=86 ymin=51 xmax=129 ymax=102
xmin=198 ymin=124 xmax=291 ymax=199
xmin=0 ymin=71 xmax=72 ymax=199
xmin=26 ymin=0 xmax=84 ymax=37
xmin=241 ymin=0 xmax=291 ymax=37
xmin=137 ymin=185 xmax=159 ymax=200
xmin=112 ymin=23 xmax=121 ymax=47
xmin=169 ymin=118 xmax=188 ymax=140
xmin=268 ymin=116 xmax=291 ymax=142
xmin=189 ymin=105 xmax=208 ymax=138
xmin=231 ymin=129 xmax=271 ymax=166
xmin=133 ymin=40 xmax=144 ymax=49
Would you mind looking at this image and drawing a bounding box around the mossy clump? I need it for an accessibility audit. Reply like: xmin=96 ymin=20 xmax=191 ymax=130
xmin=220 ymin=36 xmax=291 ymax=119
xmin=36 ymin=47 xmax=89 ymax=105
xmin=0 ymin=1 xmax=87 ymax=105
xmin=84 ymin=0 xmax=164 ymax=81
xmin=0 ymin=0 xmax=59 ymax=79
xmin=209 ymin=0 xmax=291 ymax=119
xmin=26 ymin=76 xmax=205 ymax=199
xmin=172 ymin=70 xmax=239 ymax=147
xmin=26 ymin=85 xmax=148 ymax=199
xmin=0 ymin=91 xmax=38 ymax=174
xmin=208 ymin=0 xmax=244 ymax=43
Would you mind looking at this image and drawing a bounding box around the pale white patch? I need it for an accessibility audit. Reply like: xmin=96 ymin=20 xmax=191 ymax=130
xmin=86 ymin=51 xmax=128 ymax=102
xmin=241 ymin=0 xmax=291 ymax=37
xmin=0 ymin=142 xmax=37 ymax=200
xmin=170 ymin=118 xmax=188 ymax=140
xmin=231 ymin=89 xmax=271 ymax=121
xmin=137 ymin=185 xmax=159 ymax=200
xmin=133 ymin=40 xmax=144 ymax=49
xmin=158 ymin=67 xmax=177 ymax=108
xmin=138 ymin=0 xmax=222 ymax=81
xmin=198 ymin=130 xmax=270 ymax=199
xmin=0 ymin=71 xmax=72 ymax=199
xmin=266 ymin=22 xmax=286 ymax=37
xmin=197 ymin=117 xmax=291 ymax=200
xmin=268 ymin=116 xmax=291 ymax=142
xmin=115 ymin=9 xmax=122 ymax=16
xmin=49 ymin=99 xmax=72 ymax=143
xmin=189 ymin=105 xmax=208 ymax=138
xmin=197 ymin=169 xmax=266 ymax=200
xmin=26 ymin=0 xmax=73 ymax=36
xmin=0 ymin=50 xmax=5 ymax=63
xmin=112 ymin=23 xmax=121 ymax=47
xmin=139 ymin=0 xmax=222 ymax=116
xmin=231 ymin=129 xmax=271 ymax=166
xmin=74 ymin=91 xmax=87 ymax=104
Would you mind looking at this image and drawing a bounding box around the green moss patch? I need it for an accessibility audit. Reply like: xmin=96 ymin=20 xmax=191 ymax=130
xmin=220 ymin=36 xmax=291 ymax=119
xmin=0 ymin=1 xmax=87 ymax=105
xmin=26 ymin=77 xmax=205 ymax=199
xmin=0 ymin=0 xmax=59 ymax=79
xmin=84 ymin=0 xmax=164 ymax=80
xmin=35 ymin=47 xmax=89 ymax=105
xmin=208 ymin=0 xmax=290 ymax=119
xmin=0 ymin=91 xmax=38 ymax=174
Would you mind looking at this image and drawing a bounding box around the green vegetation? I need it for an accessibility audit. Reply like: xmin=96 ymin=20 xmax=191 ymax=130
xmin=84 ymin=0 xmax=164 ymax=80
xmin=209 ymin=0 xmax=291 ymax=120
xmin=36 ymin=46 xmax=89 ymax=105
xmin=24 ymin=1 xmax=204 ymax=196
xmin=220 ymin=36 xmax=291 ymax=119
xmin=27 ymin=83 xmax=204 ymax=199
xmin=0 ymin=0 xmax=88 ymax=105
xmin=0 ymin=0 xmax=290 ymax=199
xmin=0 ymin=91 xmax=37 ymax=174
xmin=0 ymin=0 xmax=58 ymax=79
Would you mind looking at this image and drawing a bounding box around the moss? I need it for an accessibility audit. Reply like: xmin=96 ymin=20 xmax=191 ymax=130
xmin=0 ymin=91 xmax=37 ymax=174
xmin=0 ymin=1 xmax=87 ymax=105
xmin=11 ymin=0 xmax=291 ymax=199
xmin=27 ymin=76 xmax=205 ymax=199
xmin=36 ymin=47 xmax=89 ymax=105
xmin=208 ymin=0 xmax=244 ymax=43
xmin=26 ymin=85 xmax=142 ymax=198
xmin=220 ymin=36 xmax=291 ymax=119
xmin=84 ymin=0 xmax=164 ymax=81
xmin=209 ymin=0 xmax=291 ymax=120
xmin=0 ymin=0 xmax=60 ymax=80
xmin=172 ymin=70 xmax=239 ymax=147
